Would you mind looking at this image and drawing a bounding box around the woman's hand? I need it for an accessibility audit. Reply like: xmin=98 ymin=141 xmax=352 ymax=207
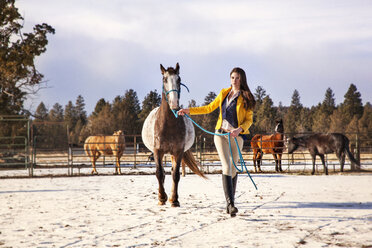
xmin=177 ymin=108 xmax=190 ymax=116
xmin=230 ymin=127 xmax=243 ymax=138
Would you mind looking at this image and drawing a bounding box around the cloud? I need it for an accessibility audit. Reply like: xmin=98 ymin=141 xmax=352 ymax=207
xmin=17 ymin=0 xmax=372 ymax=113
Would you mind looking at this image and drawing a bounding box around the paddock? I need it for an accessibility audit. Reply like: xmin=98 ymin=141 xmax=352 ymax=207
xmin=0 ymin=173 xmax=371 ymax=247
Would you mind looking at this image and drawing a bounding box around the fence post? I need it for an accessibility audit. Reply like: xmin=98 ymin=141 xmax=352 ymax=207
xmin=133 ymin=136 xmax=137 ymax=169
xmin=355 ymin=133 xmax=360 ymax=170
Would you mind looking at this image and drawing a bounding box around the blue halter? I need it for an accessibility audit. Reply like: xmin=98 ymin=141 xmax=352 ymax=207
xmin=163 ymin=82 xmax=190 ymax=100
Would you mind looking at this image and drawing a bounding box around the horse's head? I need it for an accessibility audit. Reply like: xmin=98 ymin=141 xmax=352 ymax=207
xmin=113 ymin=130 xmax=124 ymax=137
xmin=274 ymin=119 xmax=284 ymax=134
xmin=160 ymin=63 xmax=181 ymax=110
xmin=286 ymin=137 xmax=299 ymax=154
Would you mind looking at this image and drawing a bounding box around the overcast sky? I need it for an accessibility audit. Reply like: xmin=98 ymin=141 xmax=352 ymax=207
xmin=17 ymin=0 xmax=372 ymax=114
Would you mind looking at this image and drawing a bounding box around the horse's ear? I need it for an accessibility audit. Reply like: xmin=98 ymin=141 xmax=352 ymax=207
xmin=160 ymin=64 xmax=166 ymax=75
xmin=175 ymin=62 xmax=180 ymax=74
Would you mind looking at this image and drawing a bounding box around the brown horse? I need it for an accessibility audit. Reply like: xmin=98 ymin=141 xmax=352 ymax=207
xmin=251 ymin=120 xmax=284 ymax=172
xmin=84 ymin=130 xmax=125 ymax=175
xmin=142 ymin=63 xmax=206 ymax=207
xmin=287 ymin=133 xmax=360 ymax=175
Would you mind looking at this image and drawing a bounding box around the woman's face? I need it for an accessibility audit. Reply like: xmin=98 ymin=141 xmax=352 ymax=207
xmin=230 ymin=72 xmax=241 ymax=90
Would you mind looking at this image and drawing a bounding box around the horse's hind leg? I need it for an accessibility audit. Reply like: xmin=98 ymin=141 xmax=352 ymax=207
xmin=154 ymin=150 xmax=167 ymax=205
xmin=181 ymin=160 xmax=186 ymax=177
xmin=169 ymin=153 xmax=182 ymax=207
xmin=113 ymin=150 xmax=122 ymax=175
xmin=91 ymin=151 xmax=99 ymax=175
xmin=172 ymin=156 xmax=186 ymax=177
xmin=252 ymin=150 xmax=258 ymax=172
xmin=273 ymin=153 xmax=279 ymax=172
xmin=311 ymin=155 xmax=316 ymax=175
xmin=257 ymin=152 xmax=263 ymax=172
xmin=339 ymin=152 xmax=345 ymax=172
xmin=278 ymin=153 xmax=283 ymax=172
xmin=319 ymin=154 xmax=328 ymax=175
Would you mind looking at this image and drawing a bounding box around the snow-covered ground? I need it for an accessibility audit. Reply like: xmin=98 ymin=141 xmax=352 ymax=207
xmin=1 ymin=173 xmax=371 ymax=247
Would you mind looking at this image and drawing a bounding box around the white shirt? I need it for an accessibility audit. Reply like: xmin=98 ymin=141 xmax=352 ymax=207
xmin=221 ymin=91 xmax=240 ymax=131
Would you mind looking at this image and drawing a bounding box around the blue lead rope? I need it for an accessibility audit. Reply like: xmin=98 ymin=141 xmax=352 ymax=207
xmin=171 ymin=109 xmax=257 ymax=190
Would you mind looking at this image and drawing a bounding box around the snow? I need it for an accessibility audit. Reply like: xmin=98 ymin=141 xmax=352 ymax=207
xmin=1 ymin=173 xmax=372 ymax=247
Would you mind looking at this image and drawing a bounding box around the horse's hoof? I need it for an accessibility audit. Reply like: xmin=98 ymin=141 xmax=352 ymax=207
xmin=171 ymin=201 xmax=180 ymax=207
xmin=158 ymin=195 xmax=168 ymax=206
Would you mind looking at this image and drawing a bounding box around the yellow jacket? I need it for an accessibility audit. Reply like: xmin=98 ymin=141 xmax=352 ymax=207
xmin=189 ymin=87 xmax=253 ymax=134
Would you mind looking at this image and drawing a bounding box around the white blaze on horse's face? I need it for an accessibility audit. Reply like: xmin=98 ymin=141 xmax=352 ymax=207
xmin=275 ymin=123 xmax=279 ymax=132
xmin=164 ymin=71 xmax=180 ymax=110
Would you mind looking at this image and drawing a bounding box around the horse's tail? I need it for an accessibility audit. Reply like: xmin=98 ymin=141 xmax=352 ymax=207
xmin=344 ymin=137 xmax=361 ymax=170
xmin=182 ymin=150 xmax=207 ymax=179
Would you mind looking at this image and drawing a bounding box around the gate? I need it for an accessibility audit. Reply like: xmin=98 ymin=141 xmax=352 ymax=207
xmin=0 ymin=115 xmax=31 ymax=175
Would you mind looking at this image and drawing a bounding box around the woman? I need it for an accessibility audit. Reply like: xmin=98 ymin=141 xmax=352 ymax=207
xmin=178 ymin=67 xmax=255 ymax=217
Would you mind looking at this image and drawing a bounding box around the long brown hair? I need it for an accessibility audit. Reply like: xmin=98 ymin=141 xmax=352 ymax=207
xmin=230 ymin=67 xmax=256 ymax=110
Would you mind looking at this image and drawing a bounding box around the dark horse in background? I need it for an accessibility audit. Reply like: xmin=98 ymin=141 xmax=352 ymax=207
xmin=251 ymin=119 xmax=285 ymax=172
xmin=287 ymin=133 xmax=360 ymax=175
xmin=142 ymin=63 xmax=206 ymax=207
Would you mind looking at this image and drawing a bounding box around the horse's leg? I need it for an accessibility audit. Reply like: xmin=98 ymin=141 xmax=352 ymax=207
xmin=169 ymin=153 xmax=182 ymax=207
xmin=91 ymin=151 xmax=99 ymax=175
xmin=113 ymin=148 xmax=119 ymax=175
xmin=182 ymin=160 xmax=186 ymax=177
xmin=311 ymin=155 xmax=316 ymax=175
xmin=154 ymin=150 xmax=167 ymax=205
xmin=172 ymin=156 xmax=185 ymax=177
xmin=252 ymin=150 xmax=257 ymax=172
xmin=258 ymin=152 xmax=263 ymax=172
xmin=278 ymin=153 xmax=283 ymax=172
xmin=273 ymin=153 xmax=278 ymax=172
xmin=115 ymin=151 xmax=123 ymax=175
xmin=338 ymin=151 xmax=345 ymax=172
xmin=319 ymin=154 xmax=328 ymax=175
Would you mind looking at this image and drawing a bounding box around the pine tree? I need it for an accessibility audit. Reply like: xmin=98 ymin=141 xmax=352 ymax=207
xmin=75 ymin=95 xmax=87 ymax=125
xmin=201 ymin=92 xmax=218 ymax=132
xmin=92 ymin=98 xmax=108 ymax=117
xmin=341 ymin=84 xmax=363 ymax=121
xmin=35 ymin=102 xmax=49 ymax=121
xmin=48 ymin=103 xmax=64 ymax=122
xmin=358 ymin=103 xmax=372 ymax=145
xmin=113 ymin=89 xmax=141 ymax=135
xmin=139 ymin=90 xmax=161 ymax=124
xmin=329 ymin=108 xmax=347 ymax=133
xmin=254 ymin=95 xmax=277 ymax=133
xmin=312 ymin=88 xmax=336 ymax=132
xmin=284 ymin=90 xmax=303 ymax=134
xmin=64 ymin=101 xmax=77 ymax=132
xmin=0 ymin=0 xmax=54 ymax=115
xmin=254 ymin=86 xmax=267 ymax=106
xmin=321 ymin=87 xmax=336 ymax=115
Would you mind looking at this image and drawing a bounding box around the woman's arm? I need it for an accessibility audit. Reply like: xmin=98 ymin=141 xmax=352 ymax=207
xmin=177 ymin=108 xmax=190 ymax=116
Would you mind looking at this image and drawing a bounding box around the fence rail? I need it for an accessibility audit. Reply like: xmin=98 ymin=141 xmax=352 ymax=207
xmin=0 ymin=133 xmax=371 ymax=177
xmin=0 ymin=116 xmax=371 ymax=177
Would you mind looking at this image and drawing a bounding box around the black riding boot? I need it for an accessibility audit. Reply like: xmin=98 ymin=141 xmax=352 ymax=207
xmin=232 ymin=174 xmax=238 ymax=197
xmin=222 ymin=174 xmax=238 ymax=217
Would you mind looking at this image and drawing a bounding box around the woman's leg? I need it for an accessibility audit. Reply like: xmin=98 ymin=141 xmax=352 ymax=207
xmin=214 ymin=134 xmax=243 ymax=217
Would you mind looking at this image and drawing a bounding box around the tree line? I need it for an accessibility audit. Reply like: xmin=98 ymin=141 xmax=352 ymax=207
xmin=24 ymin=83 xmax=372 ymax=148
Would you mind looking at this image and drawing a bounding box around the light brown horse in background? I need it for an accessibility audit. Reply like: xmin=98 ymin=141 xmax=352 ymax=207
xmin=251 ymin=120 xmax=285 ymax=172
xmin=84 ymin=130 xmax=125 ymax=175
